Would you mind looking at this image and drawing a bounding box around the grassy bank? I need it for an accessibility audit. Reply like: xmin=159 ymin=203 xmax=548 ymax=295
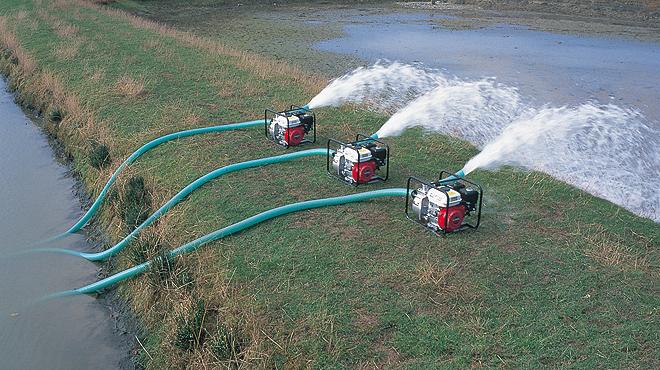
xmin=111 ymin=0 xmax=364 ymax=77
xmin=0 ymin=0 xmax=658 ymax=368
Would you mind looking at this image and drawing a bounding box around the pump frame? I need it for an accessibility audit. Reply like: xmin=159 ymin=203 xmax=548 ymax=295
xmin=264 ymin=105 xmax=316 ymax=148
xmin=326 ymin=133 xmax=390 ymax=187
xmin=405 ymin=170 xmax=483 ymax=235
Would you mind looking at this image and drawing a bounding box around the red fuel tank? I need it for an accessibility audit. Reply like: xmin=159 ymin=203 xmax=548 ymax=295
xmin=283 ymin=126 xmax=305 ymax=146
xmin=352 ymin=160 xmax=376 ymax=184
xmin=438 ymin=205 xmax=465 ymax=232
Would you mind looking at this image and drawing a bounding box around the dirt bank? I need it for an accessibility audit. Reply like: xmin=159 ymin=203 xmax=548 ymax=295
xmin=398 ymin=1 xmax=660 ymax=41
xmin=403 ymin=0 xmax=659 ymax=24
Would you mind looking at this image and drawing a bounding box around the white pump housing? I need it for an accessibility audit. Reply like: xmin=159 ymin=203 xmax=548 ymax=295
xmin=427 ymin=188 xmax=462 ymax=207
xmin=271 ymin=114 xmax=302 ymax=128
xmin=341 ymin=146 xmax=373 ymax=163
xmin=411 ymin=185 xmax=463 ymax=230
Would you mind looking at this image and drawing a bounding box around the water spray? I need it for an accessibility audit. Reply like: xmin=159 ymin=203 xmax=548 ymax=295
xmin=369 ymin=70 xmax=658 ymax=221
xmin=373 ymin=79 xmax=523 ymax=143
xmin=307 ymin=61 xmax=445 ymax=111
xmin=459 ymin=103 xmax=659 ymax=221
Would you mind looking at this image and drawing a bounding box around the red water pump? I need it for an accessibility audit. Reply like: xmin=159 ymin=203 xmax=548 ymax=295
xmin=406 ymin=171 xmax=482 ymax=234
xmin=265 ymin=106 xmax=316 ymax=147
xmin=327 ymin=134 xmax=389 ymax=186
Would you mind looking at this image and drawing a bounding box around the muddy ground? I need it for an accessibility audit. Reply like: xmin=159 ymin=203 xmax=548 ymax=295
xmin=412 ymin=0 xmax=659 ymax=25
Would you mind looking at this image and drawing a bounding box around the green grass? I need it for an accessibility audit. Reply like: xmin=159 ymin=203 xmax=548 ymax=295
xmin=0 ymin=0 xmax=658 ymax=368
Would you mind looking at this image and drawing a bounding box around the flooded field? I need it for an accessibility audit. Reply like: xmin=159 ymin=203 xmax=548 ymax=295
xmin=315 ymin=12 xmax=660 ymax=121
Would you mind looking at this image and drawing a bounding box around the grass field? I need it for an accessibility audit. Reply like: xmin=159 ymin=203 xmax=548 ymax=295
xmin=0 ymin=0 xmax=658 ymax=368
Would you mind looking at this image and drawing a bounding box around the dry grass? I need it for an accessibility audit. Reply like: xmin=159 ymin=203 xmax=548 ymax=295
xmin=0 ymin=16 xmax=36 ymax=75
xmin=415 ymin=257 xmax=480 ymax=319
xmin=215 ymin=79 xmax=234 ymax=99
xmin=52 ymin=0 xmax=76 ymax=9
xmin=90 ymin=67 xmax=105 ymax=81
xmin=115 ymin=75 xmax=147 ymax=98
xmin=644 ymin=0 xmax=660 ymax=10
xmin=142 ymin=37 xmax=162 ymax=50
xmin=117 ymin=237 xmax=276 ymax=368
xmin=0 ymin=16 xmax=19 ymax=50
xmin=12 ymin=9 xmax=38 ymax=31
xmin=22 ymin=17 xmax=39 ymax=31
xmin=86 ymin=158 xmax=268 ymax=368
xmin=55 ymin=23 xmax=78 ymax=37
xmin=587 ymin=242 xmax=637 ymax=267
xmin=417 ymin=260 xmax=456 ymax=288
xmin=14 ymin=10 xmax=27 ymax=21
xmin=38 ymin=8 xmax=79 ymax=38
xmin=53 ymin=41 xmax=80 ymax=60
xmin=583 ymin=228 xmax=651 ymax=272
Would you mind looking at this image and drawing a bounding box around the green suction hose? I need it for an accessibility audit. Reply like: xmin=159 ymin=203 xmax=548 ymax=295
xmin=48 ymin=188 xmax=408 ymax=297
xmin=47 ymin=119 xmax=264 ymax=241
xmin=52 ymin=104 xmax=312 ymax=241
xmin=38 ymin=148 xmax=329 ymax=261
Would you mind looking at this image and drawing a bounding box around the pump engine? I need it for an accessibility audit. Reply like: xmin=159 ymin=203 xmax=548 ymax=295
xmin=406 ymin=171 xmax=482 ymax=234
xmin=265 ymin=106 xmax=316 ymax=147
xmin=327 ymin=134 xmax=389 ymax=186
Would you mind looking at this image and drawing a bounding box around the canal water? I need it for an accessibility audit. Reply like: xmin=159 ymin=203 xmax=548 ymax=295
xmin=0 ymin=78 xmax=130 ymax=369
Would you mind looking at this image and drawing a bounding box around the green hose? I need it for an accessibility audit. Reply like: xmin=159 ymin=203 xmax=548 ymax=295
xmin=46 ymin=119 xmax=264 ymax=242
xmin=38 ymin=148 xmax=329 ymax=261
xmin=49 ymin=188 xmax=408 ymax=296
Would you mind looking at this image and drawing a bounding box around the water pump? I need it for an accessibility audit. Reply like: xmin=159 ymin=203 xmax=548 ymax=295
xmin=406 ymin=171 xmax=482 ymax=234
xmin=265 ymin=105 xmax=316 ymax=147
xmin=327 ymin=134 xmax=389 ymax=186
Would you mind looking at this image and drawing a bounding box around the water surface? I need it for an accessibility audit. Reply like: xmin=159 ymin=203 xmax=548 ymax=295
xmin=0 ymin=78 xmax=129 ymax=369
xmin=315 ymin=12 xmax=660 ymax=121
